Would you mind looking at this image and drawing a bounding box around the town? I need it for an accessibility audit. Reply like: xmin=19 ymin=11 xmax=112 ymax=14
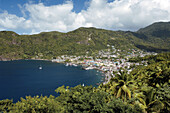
xmin=51 ymin=45 xmax=157 ymax=84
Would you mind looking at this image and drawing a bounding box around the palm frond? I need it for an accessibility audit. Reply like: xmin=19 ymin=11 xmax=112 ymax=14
xmin=116 ymin=88 xmax=122 ymax=98
xmin=122 ymin=85 xmax=131 ymax=99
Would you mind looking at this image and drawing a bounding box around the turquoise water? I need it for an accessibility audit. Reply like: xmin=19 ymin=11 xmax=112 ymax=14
xmin=0 ymin=60 xmax=104 ymax=102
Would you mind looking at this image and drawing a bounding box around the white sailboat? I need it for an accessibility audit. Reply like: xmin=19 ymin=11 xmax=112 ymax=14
xmin=39 ymin=66 xmax=42 ymax=70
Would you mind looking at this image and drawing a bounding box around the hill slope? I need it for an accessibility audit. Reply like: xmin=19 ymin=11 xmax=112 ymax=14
xmin=133 ymin=22 xmax=170 ymax=52
xmin=0 ymin=22 xmax=170 ymax=60
xmin=137 ymin=22 xmax=170 ymax=38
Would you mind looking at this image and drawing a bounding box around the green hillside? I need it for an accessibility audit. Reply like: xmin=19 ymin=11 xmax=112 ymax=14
xmin=134 ymin=22 xmax=170 ymax=52
xmin=137 ymin=22 xmax=170 ymax=37
xmin=0 ymin=22 xmax=170 ymax=60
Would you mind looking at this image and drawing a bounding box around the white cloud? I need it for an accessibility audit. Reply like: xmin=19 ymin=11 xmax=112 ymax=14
xmin=0 ymin=0 xmax=170 ymax=34
xmin=22 ymin=1 xmax=76 ymax=33
xmin=0 ymin=11 xmax=25 ymax=29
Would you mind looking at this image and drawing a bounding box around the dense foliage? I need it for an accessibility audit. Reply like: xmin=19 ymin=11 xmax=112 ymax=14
xmin=0 ymin=22 xmax=170 ymax=60
xmin=0 ymin=53 xmax=169 ymax=113
xmin=129 ymin=52 xmax=170 ymax=63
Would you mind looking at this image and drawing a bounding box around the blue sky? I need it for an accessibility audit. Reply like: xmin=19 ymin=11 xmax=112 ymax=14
xmin=0 ymin=0 xmax=169 ymax=34
xmin=0 ymin=0 xmax=89 ymax=16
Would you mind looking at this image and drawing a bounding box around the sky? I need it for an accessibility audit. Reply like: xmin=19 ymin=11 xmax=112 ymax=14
xmin=0 ymin=0 xmax=170 ymax=34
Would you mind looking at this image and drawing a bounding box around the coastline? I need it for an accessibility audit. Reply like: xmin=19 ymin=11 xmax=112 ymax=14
xmin=53 ymin=60 xmax=107 ymax=86
xmin=0 ymin=60 xmax=103 ymax=102
xmin=0 ymin=58 xmax=50 ymax=62
xmin=0 ymin=58 xmax=108 ymax=85
xmin=52 ymin=61 xmax=108 ymax=85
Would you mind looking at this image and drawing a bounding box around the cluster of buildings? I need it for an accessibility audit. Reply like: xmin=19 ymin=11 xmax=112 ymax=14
xmin=51 ymin=47 xmax=156 ymax=84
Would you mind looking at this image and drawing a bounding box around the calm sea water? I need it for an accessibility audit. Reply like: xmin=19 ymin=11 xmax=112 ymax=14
xmin=0 ymin=60 xmax=104 ymax=102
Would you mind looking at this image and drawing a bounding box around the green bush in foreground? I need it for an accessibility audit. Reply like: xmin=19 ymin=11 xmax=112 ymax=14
xmin=0 ymin=86 xmax=142 ymax=113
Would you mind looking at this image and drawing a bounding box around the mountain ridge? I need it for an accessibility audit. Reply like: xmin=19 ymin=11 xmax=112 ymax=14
xmin=0 ymin=22 xmax=170 ymax=60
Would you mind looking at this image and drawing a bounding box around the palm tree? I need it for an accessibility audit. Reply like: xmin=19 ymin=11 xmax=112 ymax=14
xmin=105 ymin=69 xmax=134 ymax=101
xmin=139 ymin=84 xmax=164 ymax=113
xmin=134 ymin=61 xmax=170 ymax=88
xmin=132 ymin=91 xmax=147 ymax=112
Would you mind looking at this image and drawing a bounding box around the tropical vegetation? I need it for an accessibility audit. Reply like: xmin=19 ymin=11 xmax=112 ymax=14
xmin=0 ymin=22 xmax=170 ymax=60
xmin=0 ymin=52 xmax=169 ymax=113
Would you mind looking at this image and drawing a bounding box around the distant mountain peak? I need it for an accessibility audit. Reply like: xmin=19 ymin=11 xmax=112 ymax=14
xmin=137 ymin=21 xmax=170 ymax=39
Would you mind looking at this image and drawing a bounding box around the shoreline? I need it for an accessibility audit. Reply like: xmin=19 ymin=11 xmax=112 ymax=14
xmin=0 ymin=58 xmax=108 ymax=85
xmin=0 ymin=58 xmax=50 ymax=62
xmin=57 ymin=62 xmax=108 ymax=85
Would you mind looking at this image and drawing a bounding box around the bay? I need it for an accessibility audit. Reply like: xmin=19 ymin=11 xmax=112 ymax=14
xmin=0 ymin=60 xmax=104 ymax=102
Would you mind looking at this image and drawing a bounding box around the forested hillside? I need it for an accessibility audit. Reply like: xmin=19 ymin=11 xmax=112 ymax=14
xmin=0 ymin=52 xmax=169 ymax=113
xmin=0 ymin=22 xmax=170 ymax=60
xmin=134 ymin=22 xmax=170 ymax=52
